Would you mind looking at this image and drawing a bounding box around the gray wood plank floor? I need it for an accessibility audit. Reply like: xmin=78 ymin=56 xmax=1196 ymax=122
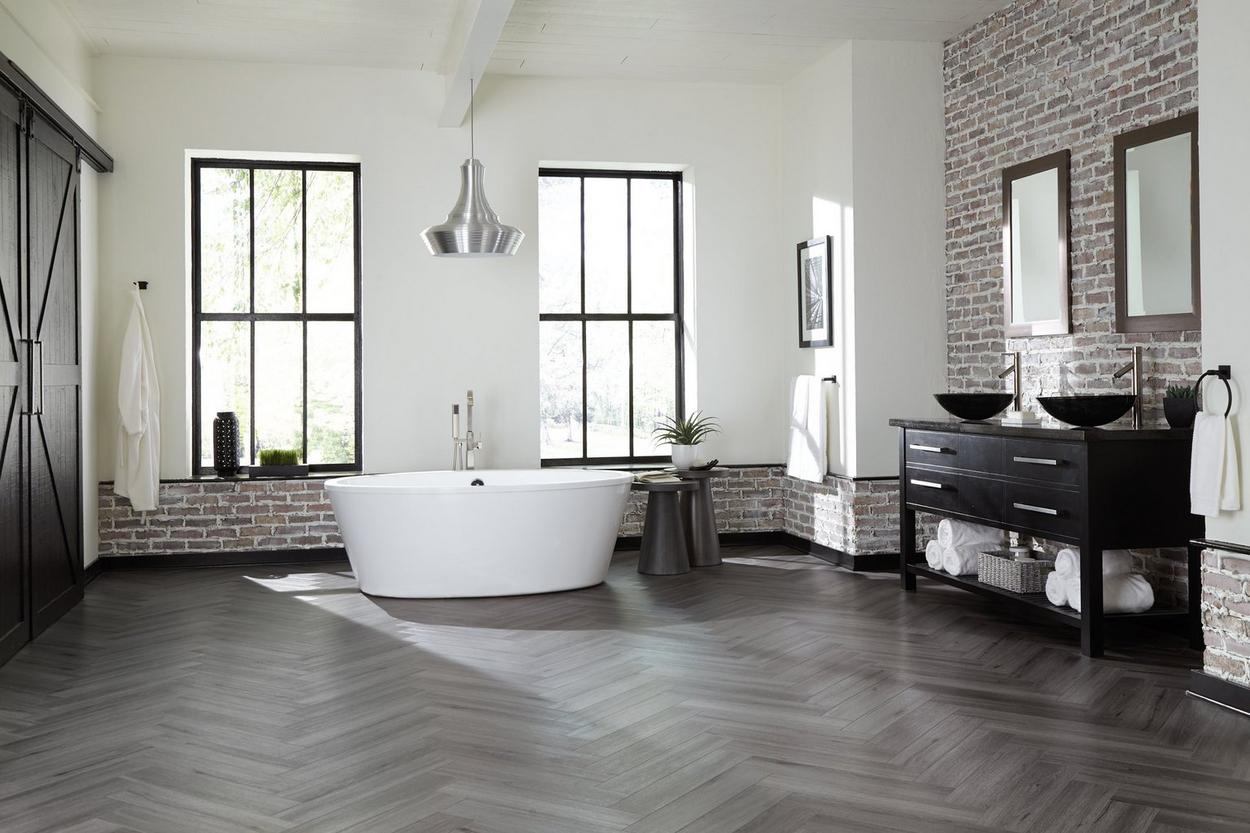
xmin=2 ymin=547 xmax=1249 ymax=833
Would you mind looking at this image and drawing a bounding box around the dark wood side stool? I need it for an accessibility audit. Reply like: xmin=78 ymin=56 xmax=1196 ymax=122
xmin=632 ymin=480 xmax=699 ymax=575
xmin=673 ymin=467 xmax=727 ymax=567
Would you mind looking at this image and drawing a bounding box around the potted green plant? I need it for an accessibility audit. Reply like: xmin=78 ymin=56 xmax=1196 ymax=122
xmin=1163 ymin=384 xmax=1197 ymax=429
xmin=653 ymin=412 xmax=719 ymax=470
xmin=250 ymin=448 xmax=309 ymax=478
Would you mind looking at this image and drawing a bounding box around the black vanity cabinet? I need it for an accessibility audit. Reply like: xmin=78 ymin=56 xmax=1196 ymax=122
xmin=890 ymin=419 xmax=1202 ymax=657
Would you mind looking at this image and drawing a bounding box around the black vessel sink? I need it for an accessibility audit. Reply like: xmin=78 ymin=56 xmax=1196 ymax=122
xmin=1037 ymin=394 xmax=1136 ymax=427
xmin=933 ymin=393 xmax=1014 ymax=421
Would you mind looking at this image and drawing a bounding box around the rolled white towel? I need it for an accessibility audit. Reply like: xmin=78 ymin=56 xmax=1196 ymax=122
xmin=925 ymin=540 xmax=943 ymax=571
xmin=937 ymin=519 xmax=1004 ymax=550
xmin=1045 ymin=570 xmax=1067 ymax=607
xmin=1054 ymin=548 xmax=1134 ymax=580
xmin=941 ymin=543 xmax=985 ymax=577
xmin=1065 ymin=573 xmax=1154 ymax=614
xmin=1054 ymin=548 xmax=1079 ymax=578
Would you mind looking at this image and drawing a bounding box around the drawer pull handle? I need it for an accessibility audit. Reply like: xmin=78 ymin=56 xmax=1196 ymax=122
xmin=1013 ymin=502 xmax=1059 ymax=516
xmin=1013 ymin=456 xmax=1059 ymax=466
xmin=910 ymin=479 xmax=946 ymax=490
xmin=909 ymin=444 xmax=947 ymax=454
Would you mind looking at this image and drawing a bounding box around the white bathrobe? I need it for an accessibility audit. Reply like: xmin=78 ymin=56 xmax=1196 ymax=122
xmin=114 ymin=286 xmax=160 ymax=511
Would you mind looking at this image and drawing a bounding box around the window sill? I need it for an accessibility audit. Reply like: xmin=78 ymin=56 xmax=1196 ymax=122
xmin=99 ymin=471 xmax=362 ymax=486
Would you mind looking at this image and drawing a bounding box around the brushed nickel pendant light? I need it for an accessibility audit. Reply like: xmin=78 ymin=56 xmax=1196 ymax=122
xmin=421 ymin=77 xmax=524 ymax=257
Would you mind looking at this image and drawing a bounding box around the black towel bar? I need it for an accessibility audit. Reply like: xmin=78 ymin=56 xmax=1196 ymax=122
xmin=1193 ymin=365 xmax=1233 ymax=418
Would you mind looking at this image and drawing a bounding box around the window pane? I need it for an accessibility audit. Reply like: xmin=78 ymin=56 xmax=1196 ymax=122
xmin=307 ymin=321 xmax=355 ymax=464
xmin=584 ymin=178 xmax=627 ymax=313
xmin=253 ymin=169 xmax=302 ymax=313
xmin=586 ymin=321 xmax=629 ymax=457
xmin=539 ymin=322 xmax=583 ymax=459
xmin=633 ymin=321 xmax=676 ymax=456
xmin=307 ymin=170 xmax=355 ymax=313
xmin=254 ymin=321 xmax=303 ymax=463
xmin=200 ymin=168 xmax=249 ymax=313
xmin=539 ymin=176 xmax=580 ymax=313
xmin=199 ymin=321 xmax=250 ymax=468
xmin=630 ymin=178 xmax=675 ymax=313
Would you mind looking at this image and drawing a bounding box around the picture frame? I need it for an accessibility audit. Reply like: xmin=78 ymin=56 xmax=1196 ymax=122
xmin=796 ymin=235 xmax=833 ymax=348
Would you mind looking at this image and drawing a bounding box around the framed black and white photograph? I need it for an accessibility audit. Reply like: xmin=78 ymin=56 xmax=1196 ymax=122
xmin=796 ymin=236 xmax=833 ymax=348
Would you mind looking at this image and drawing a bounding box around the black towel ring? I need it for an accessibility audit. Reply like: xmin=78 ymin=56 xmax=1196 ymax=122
xmin=1193 ymin=366 xmax=1233 ymax=418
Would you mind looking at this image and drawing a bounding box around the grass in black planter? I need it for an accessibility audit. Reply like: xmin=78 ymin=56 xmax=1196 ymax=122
xmin=1163 ymin=384 xmax=1197 ymax=429
xmin=251 ymin=448 xmax=309 ymax=478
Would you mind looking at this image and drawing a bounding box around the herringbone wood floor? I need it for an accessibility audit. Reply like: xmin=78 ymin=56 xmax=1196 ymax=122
xmin=2 ymin=548 xmax=1249 ymax=833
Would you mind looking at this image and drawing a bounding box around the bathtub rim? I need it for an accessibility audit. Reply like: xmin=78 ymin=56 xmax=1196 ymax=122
xmin=325 ymin=468 xmax=634 ymax=495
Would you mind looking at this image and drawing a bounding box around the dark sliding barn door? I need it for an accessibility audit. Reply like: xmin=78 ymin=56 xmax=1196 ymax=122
xmin=0 ymin=90 xmax=84 ymax=667
xmin=0 ymin=84 xmax=27 ymax=665
xmin=25 ymin=111 xmax=82 ymax=635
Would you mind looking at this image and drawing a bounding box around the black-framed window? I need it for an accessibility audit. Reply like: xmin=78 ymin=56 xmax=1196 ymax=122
xmin=538 ymin=168 xmax=684 ymax=465
xmin=191 ymin=158 xmax=362 ymax=474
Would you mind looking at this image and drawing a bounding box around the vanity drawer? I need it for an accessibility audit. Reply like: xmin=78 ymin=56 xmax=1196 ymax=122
xmin=1003 ymin=484 xmax=1081 ymax=539
xmin=1003 ymin=439 xmax=1084 ymax=485
xmin=904 ymin=431 xmax=1001 ymax=473
xmin=904 ymin=467 xmax=1002 ymax=521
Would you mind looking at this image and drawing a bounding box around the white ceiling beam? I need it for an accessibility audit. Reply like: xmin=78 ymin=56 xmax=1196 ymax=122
xmin=438 ymin=0 xmax=516 ymax=128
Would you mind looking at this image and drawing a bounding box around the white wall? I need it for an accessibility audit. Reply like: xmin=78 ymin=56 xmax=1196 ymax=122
xmin=93 ymin=56 xmax=788 ymax=476
xmin=0 ymin=0 xmax=101 ymax=566
xmin=1199 ymin=0 xmax=1250 ymax=547
xmin=780 ymin=41 xmax=946 ymax=479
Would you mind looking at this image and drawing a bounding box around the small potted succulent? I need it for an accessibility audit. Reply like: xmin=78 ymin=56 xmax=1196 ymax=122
xmin=653 ymin=412 xmax=719 ymax=470
xmin=250 ymin=448 xmax=309 ymax=478
xmin=1163 ymin=384 xmax=1197 ymax=429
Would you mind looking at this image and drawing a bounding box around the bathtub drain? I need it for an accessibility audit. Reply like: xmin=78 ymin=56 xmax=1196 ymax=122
xmin=470 ymin=478 xmax=485 ymax=486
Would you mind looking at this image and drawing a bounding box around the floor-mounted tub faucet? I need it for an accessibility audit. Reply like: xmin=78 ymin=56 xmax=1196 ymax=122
xmin=452 ymin=390 xmax=483 ymax=470
xmin=1114 ymin=346 xmax=1142 ymax=429
xmin=999 ymin=351 xmax=1021 ymax=411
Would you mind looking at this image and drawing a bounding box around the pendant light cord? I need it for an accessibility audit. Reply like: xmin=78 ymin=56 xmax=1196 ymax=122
xmin=469 ymin=76 xmax=475 ymax=161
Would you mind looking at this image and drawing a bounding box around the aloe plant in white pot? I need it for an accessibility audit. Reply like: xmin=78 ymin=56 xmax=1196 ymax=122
xmin=653 ymin=412 xmax=720 ymax=470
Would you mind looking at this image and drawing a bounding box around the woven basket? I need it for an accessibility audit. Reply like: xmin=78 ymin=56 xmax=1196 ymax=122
xmin=977 ymin=550 xmax=1054 ymax=594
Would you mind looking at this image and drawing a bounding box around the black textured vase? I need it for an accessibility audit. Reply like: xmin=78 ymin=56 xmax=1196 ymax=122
xmin=212 ymin=411 xmax=241 ymax=476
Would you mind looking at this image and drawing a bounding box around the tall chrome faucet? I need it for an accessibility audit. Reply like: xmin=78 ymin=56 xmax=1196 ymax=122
xmin=451 ymin=390 xmax=483 ymax=470
xmin=1114 ymin=346 xmax=1142 ymax=429
xmin=998 ymin=351 xmax=1022 ymax=411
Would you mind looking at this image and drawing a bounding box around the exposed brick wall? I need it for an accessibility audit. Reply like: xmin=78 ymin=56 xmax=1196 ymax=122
xmin=101 ymin=468 xmax=898 ymax=559
xmin=944 ymin=0 xmax=1200 ymax=423
xmin=943 ymin=0 xmax=1197 ymax=609
xmin=99 ymin=480 xmax=341 ymax=556
xmin=1201 ymin=548 xmax=1250 ymax=686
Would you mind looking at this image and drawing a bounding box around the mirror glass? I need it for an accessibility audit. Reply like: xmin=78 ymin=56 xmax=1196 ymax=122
xmin=1010 ymin=168 xmax=1060 ymax=324
xmin=1002 ymin=151 xmax=1070 ymax=337
xmin=1116 ymin=114 xmax=1198 ymax=332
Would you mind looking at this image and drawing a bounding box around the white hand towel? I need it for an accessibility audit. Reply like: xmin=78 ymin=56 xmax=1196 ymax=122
xmin=1054 ymin=548 xmax=1133 ymax=579
xmin=925 ymin=540 xmax=943 ymax=570
xmin=786 ymin=375 xmax=826 ymax=484
xmin=936 ymin=519 xmax=1004 ymax=551
xmin=941 ymin=543 xmax=985 ymax=577
xmin=1065 ymin=573 xmax=1154 ymax=614
xmin=1044 ymin=570 xmax=1067 ymax=607
xmin=1221 ymin=416 xmax=1241 ymax=512
xmin=1191 ymin=411 xmax=1228 ymax=517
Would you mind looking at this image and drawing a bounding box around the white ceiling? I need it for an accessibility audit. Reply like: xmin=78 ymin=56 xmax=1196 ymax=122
xmin=489 ymin=0 xmax=1014 ymax=82
xmin=57 ymin=0 xmax=462 ymax=69
xmin=56 ymin=0 xmax=1014 ymax=80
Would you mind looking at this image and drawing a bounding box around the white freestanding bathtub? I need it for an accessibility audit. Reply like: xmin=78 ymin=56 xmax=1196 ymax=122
xmin=325 ymin=469 xmax=633 ymax=598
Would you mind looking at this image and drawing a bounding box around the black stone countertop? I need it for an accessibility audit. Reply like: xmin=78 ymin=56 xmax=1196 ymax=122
xmin=889 ymin=417 xmax=1189 ymax=442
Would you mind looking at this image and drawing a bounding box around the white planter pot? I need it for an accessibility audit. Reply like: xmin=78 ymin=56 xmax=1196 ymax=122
xmin=671 ymin=444 xmax=701 ymax=470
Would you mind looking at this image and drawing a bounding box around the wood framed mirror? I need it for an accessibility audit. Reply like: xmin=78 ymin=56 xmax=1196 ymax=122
xmin=1002 ymin=150 xmax=1071 ymax=337
xmin=1114 ymin=112 xmax=1200 ymax=333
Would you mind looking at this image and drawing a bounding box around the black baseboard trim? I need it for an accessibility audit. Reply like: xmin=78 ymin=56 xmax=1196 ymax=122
xmin=83 ymin=559 xmax=103 ymax=585
xmin=1188 ymin=670 xmax=1250 ymax=718
xmin=613 ymin=530 xmax=896 ymax=572
xmin=98 ymin=547 xmax=349 ymax=570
